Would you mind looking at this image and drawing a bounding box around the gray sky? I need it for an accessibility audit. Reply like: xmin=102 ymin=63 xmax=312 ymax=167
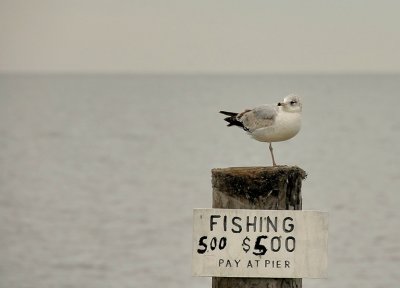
xmin=1 ymin=0 xmax=399 ymax=73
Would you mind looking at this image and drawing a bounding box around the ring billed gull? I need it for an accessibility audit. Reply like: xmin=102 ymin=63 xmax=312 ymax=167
xmin=220 ymin=95 xmax=302 ymax=166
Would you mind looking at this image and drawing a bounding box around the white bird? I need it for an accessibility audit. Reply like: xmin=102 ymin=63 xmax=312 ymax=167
xmin=220 ymin=95 xmax=302 ymax=166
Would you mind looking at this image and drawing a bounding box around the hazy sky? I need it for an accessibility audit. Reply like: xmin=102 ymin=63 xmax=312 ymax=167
xmin=1 ymin=0 xmax=399 ymax=73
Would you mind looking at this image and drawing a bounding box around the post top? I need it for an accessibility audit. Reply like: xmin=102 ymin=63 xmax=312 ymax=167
xmin=211 ymin=166 xmax=306 ymax=205
xmin=212 ymin=166 xmax=306 ymax=179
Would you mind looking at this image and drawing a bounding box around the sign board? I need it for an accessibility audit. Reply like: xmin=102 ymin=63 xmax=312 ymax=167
xmin=192 ymin=209 xmax=328 ymax=278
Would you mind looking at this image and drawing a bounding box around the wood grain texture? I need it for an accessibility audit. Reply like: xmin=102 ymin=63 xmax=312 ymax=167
xmin=211 ymin=166 xmax=306 ymax=288
xmin=212 ymin=277 xmax=302 ymax=288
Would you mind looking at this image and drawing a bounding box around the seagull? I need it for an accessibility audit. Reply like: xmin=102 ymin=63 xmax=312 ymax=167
xmin=220 ymin=95 xmax=302 ymax=166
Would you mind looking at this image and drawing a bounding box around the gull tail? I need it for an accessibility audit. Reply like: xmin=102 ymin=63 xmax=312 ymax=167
xmin=219 ymin=111 xmax=245 ymax=129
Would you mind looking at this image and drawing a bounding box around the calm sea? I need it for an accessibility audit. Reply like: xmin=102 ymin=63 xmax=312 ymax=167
xmin=0 ymin=74 xmax=399 ymax=288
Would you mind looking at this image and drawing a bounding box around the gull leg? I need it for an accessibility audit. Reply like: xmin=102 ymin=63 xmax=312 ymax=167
xmin=269 ymin=142 xmax=277 ymax=167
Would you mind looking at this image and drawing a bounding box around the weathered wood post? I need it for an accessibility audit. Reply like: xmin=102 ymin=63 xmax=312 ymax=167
xmin=211 ymin=166 xmax=307 ymax=288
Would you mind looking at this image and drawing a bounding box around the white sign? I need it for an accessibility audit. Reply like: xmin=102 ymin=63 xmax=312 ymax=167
xmin=192 ymin=209 xmax=328 ymax=278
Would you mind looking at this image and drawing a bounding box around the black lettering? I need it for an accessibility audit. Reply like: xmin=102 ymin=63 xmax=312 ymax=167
xmin=283 ymin=217 xmax=294 ymax=233
xmin=226 ymin=259 xmax=232 ymax=267
xmin=210 ymin=215 xmax=220 ymax=231
xmin=242 ymin=237 xmax=251 ymax=253
xmin=253 ymin=235 xmax=268 ymax=256
xmin=246 ymin=216 xmax=257 ymax=232
xmin=223 ymin=215 xmax=227 ymax=231
xmin=231 ymin=217 xmax=242 ymax=233
xmin=210 ymin=237 xmax=217 ymax=250
xmin=219 ymin=259 xmax=224 ymax=267
xmin=197 ymin=236 xmax=207 ymax=254
xmin=219 ymin=237 xmax=227 ymax=249
xmin=285 ymin=236 xmax=296 ymax=252
xmin=234 ymin=259 xmax=241 ymax=267
xmin=266 ymin=216 xmax=278 ymax=232
xmin=271 ymin=236 xmax=281 ymax=252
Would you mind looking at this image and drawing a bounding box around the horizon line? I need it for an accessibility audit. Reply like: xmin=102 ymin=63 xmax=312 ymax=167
xmin=1 ymin=70 xmax=400 ymax=76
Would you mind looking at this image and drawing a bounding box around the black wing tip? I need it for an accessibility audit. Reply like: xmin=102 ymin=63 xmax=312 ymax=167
xmin=219 ymin=110 xmax=247 ymax=130
xmin=219 ymin=111 xmax=238 ymax=117
xmin=222 ymin=116 xmax=246 ymax=130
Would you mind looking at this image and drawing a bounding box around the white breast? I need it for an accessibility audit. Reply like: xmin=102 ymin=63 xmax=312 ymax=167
xmin=249 ymin=111 xmax=301 ymax=142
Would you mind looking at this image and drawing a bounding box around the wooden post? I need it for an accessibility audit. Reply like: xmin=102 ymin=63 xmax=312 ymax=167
xmin=211 ymin=166 xmax=307 ymax=288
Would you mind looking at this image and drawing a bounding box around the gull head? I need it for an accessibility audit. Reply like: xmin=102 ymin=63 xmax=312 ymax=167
xmin=278 ymin=94 xmax=302 ymax=113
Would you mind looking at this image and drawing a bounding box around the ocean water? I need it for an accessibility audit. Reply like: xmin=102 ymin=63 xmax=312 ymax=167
xmin=0 ymin=74 xmax=399 ymax=288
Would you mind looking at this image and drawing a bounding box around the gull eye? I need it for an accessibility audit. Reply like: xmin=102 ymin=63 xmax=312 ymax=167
xmin=290 ymin=100 xmax=297 ymax=105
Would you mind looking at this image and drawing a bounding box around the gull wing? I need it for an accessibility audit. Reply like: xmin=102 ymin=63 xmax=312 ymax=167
xmin=239 ymin=105 xmax=278 ymax=131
